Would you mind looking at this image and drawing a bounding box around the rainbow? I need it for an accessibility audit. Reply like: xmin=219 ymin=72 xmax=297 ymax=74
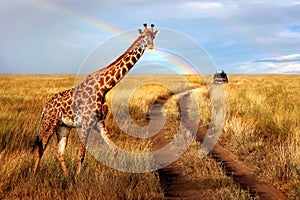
xmin=139 ymin=49 xmax=200 ymax=74
xmin=158 ymin=49 xmax=200 ymax=74
xmin=25 ymin=0 xmax=202 ymax=75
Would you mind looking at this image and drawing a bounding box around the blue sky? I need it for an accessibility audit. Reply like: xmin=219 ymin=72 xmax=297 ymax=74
xmin=1 ymin=0 xmax=300 ymax=74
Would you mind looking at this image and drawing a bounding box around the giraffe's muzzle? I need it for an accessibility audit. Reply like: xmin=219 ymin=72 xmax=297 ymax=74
xmin=148 ymin=44 xmax=154 ymax=49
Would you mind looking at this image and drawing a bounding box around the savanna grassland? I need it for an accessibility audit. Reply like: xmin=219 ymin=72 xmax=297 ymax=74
xmin=222 ymin=75 xmax=300 ymax=199
xmin=0 ymin=74 xmax=299 ymax=199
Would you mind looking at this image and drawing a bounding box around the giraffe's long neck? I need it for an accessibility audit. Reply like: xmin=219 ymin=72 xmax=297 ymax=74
xmin=74 ymin=35 xmax=148 ymax=104
xmin=95 ymin=35 xmax=147 ymax=90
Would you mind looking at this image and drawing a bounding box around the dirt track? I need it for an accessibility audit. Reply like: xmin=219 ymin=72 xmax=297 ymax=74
xmin=151 ymin=92 xmax=288 ymax=200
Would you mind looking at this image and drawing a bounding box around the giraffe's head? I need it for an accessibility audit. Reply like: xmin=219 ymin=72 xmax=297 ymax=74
xmin=138 ymin=23 xmax=159 ymax=50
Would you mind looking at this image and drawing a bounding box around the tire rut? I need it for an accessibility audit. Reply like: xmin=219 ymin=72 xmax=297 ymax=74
xmin=151 ymin=90 xmax=288 ymax=200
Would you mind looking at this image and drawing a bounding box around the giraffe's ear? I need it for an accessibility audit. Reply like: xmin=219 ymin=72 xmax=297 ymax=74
xmin=154 ymin=30 xmax=159 ymax=36
xmin=138 ymin=29 xmax=143 ymax=35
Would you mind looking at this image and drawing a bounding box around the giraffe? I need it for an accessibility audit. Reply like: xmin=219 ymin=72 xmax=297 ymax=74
xmin=34 ymin=23 xmax=159 ymax=176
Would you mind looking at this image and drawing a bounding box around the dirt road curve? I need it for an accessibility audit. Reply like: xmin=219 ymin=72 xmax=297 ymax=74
xmin=197 ymin=127 xmax=288 ymax=200
xmin=152 ymin=92 xmax=288 ymax=200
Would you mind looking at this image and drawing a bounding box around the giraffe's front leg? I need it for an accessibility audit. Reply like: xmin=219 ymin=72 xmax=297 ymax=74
xmin=56 ymin=126 xmax=70 ymax=177
xmin=76 ymin=126 xmax=92 ymax=175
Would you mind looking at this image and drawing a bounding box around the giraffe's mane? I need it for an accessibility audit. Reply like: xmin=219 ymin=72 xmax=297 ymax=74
xmin=104 ymin=35 xmax=143 ymax=70
xmin=85 ymin=34 xmax=143 ymax=79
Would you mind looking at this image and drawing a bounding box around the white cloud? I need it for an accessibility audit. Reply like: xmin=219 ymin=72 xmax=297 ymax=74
xmin=278 ymin=29 xmax=300 ymax=40
xmin=273 ymin=54 xmax=300 ymax=61
xmin=182 ymin=2 xmax=223 ymax=10
xmin=237 ymin=54 xmax=300 ymax=73
xmin=1 ymin=0 xmax=300 ymax=73
xmin=181 ymin=2 xmax=224 ymax=18
xmin=255 ymin=54 xmax=300 ymax=62
xmin=133 ymin=1 xmax=234 ymax=19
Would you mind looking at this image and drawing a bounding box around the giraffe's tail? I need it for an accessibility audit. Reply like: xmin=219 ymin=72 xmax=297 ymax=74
xmin=31 ymin=106 xmax=45 ymax=152
xmin=30 ymin=107 xmax=45 ymax=152
xmin=31 ymin=136 xmax=42 ymax=152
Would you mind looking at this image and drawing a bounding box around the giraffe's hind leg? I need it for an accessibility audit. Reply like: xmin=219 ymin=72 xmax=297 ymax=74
xmin=34 ymin=123 xmax=57 ymax=175
xmin=96 ymin=121 xmax=118 ymax=166
xmin=76 ymin=140 xmax=86 ymax=175
xmin=56 ymin=126 xmax=70 ymax=177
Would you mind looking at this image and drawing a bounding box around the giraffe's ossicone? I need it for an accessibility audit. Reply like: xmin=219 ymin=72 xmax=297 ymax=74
xmin=34 ymin=24 xmax=159 ymax=176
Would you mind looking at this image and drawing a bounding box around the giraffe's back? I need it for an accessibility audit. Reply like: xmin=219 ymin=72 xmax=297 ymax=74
xmin=41 ymin=88 xmax=76 ymax=127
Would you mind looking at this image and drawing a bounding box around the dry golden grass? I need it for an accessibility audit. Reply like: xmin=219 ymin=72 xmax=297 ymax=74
xmin=0 ymin=74 xmax=298 ymax=199
xmin=187 ymin=74 xmax=300 ymax=199
xmin=0 ymin=74 xmax=163 ymax=199
xmin=220 ymin=74 xmax=300 ymax=199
